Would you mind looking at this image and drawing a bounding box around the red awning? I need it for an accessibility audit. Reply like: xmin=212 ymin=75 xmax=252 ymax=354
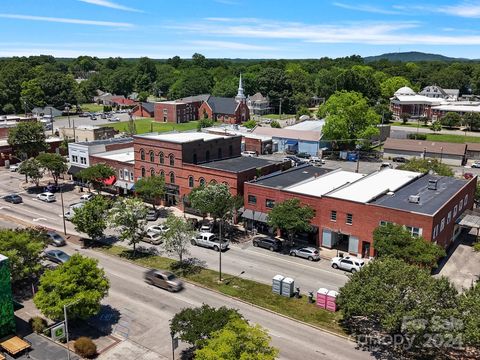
xmin=102 ymin=176 xmax=116 ymax=186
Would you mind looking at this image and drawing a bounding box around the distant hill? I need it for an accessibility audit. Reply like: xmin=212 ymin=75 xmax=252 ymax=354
xmin=363 ymin=51 xmax=469 ymax=62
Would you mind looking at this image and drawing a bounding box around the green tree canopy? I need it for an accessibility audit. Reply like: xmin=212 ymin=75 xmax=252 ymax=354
xmin=373 ymin=223 xmax=446 ymax=269
xmin=0 ymin=228 xmax=47 ymax=284
xmin=188 ymin=183 xmax=235 ymax=221
xmin=430 ymin=120 xmax=442 ymax=132
xmin=397 ymin=158 xmax=454 ymax=176
xmin=78 ymin=163 xmax=115 ymax=192
xmin=440 ymin=112 xmax=462 ymax=128
xmin=463 ymin=112 xmax=480 ymax=131
xmin=243 ymin=119 xmax=257 ymax=129
xmin=163 ymin=215 xmax=195 ymax=263
xmin=7 ymin=121 xmax=47 ymax=158
xmin=318 ymin=91 xmax=380 ymax=148
xmin=195 ymin=318 xmax=278 ymax=360
xmin=18 ymin=158 xmax=43 ymax=185
xmin=36 ymin=153 xmax=68 ymax=185
xmin=380 ymin=76 xmax=412 ymax=99
xmin=267 ymin=198 xmax=314 ymax=244
xmin=134 ymin=175 xmax=165 ymax=210
xmin=34 ymin=254 xmax=109 ymax=320
xmin=71 ymin=195 xmax=111 ymax=241
xmin=458 ymin=283 xmax=480 ymax=347
xmin=170 ymin=304 xmax=242 ymax=347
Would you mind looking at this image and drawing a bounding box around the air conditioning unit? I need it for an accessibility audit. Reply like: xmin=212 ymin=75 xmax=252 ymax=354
xmin=428 ymin=179 xmax=438 ymax=190
xmin=409 ymin=195 xmax=420 ymax=204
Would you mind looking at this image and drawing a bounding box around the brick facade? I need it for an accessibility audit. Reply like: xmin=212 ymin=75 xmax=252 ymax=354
xmin=154 ymin=102 xmax=198 ymax=123
xmin=198 ymin=101 xmax=250 ymax=124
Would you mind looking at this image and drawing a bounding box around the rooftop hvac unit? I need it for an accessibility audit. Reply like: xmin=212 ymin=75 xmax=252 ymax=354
xmin=409 ymin=195 xmax=420 ymax=204
xmin=428 ymin=179 xmax=438 ymax=190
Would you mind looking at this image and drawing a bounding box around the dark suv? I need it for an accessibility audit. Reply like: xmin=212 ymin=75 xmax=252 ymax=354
xmin=252 ymin=236 xmax=282 ymax=252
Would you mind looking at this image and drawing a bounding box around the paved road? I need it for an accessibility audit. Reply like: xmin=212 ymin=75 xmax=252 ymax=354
xmin=392 ymin=124 xmax=480 ymax=137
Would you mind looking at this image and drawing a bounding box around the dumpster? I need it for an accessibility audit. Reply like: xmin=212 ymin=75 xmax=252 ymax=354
xmin=281 ymin=277 xmax=294 ymax=297
xmin=272 ymin=274 xmax=284 ymax=295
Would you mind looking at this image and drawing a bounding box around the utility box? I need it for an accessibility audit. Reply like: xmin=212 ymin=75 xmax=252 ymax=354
xmin=326 ymin=290 xmax=339 ymax=312
xmin=281 ymin=277 xmax=294 ymax=297
xmin=272 ymin=274 xmax=284 ymax=295
xmin=316 ymin=288 xmax=329 ymax=309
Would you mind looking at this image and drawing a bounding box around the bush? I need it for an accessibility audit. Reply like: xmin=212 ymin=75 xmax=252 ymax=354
xmin=270 ymin=120 xmax=281 ymax=128
xmin=74 ymin=337 xmax=97 ymax=358
xmin=407 ymin=133 xmax=427 ymax=140
xmin=29 ymin=316 xmax=47 ymax=333
xmin=474 ymin=242 xmax=480 ymax=252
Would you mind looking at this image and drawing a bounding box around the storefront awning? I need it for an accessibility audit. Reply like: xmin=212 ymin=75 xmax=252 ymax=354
xmin=242 ymin=209 xmax=268 ymax=223
xmin=67 ymin=165 xmax=84 ymax=176
xmin=102 ymin=175 xmax=116 ymax=186
xmin=285 ymin=140 xmax=298 ymax=146
xmin=115 ymin=180 xmax=135 ymax=190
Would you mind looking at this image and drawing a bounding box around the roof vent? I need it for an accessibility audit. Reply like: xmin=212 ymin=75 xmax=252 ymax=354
xmin=387 ymin=191 xmax=394 ymax=196
xmin=428 ymin=179 xmax=438 ymax=190
xmin=409 ymin=195 xmax=420 ymax=204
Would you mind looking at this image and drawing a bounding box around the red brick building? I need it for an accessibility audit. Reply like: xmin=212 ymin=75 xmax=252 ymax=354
xmin=90 ymin=147 xmax=135 ymax=194
xmin=131 ymin=102 xmax=154 ymax=118
xmin=133 ymin=132 xmax=286 ymax=209
xmin=198 ymin=96 xmax=250 ymax=124
xmin=243 ymin=166 xmax=476 ymax=258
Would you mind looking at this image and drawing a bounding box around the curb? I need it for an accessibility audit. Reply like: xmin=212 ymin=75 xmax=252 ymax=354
xmin=91 ymin=245 xmax=353 ymax=343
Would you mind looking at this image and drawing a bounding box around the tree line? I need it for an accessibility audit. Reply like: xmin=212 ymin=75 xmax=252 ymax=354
xmin=3 ymin=53 xmax=480 ymax=116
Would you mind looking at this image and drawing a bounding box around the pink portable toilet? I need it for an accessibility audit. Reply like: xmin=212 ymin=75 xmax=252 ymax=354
xmin=316 ymin=288 xmax=328 ymax=309
xmin=326 ymin=290 xmax=338 ymax=312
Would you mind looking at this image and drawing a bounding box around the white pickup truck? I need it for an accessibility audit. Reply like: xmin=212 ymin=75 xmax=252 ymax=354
xmin=191 ymin=232 xmax=229 ymax=251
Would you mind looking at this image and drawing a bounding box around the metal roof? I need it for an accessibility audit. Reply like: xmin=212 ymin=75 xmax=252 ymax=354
xmin=206 ymin=96 xmax=238 ymax=115
xmin=384 ymin=138 xmax=467 ymax=156
xmin=252 ymin=127 xmax=322 ymax=142
xmin=251 ymin=164 xmax=332 ymax=189
xmin=286 ymin=170 xmax=364 ymax=197
xmin=136 ymin=132 xmax=228 ymax=143
xmin=198 ymin=156 xmax=278 ymax=173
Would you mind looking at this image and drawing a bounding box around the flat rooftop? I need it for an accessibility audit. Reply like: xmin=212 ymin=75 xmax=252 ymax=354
xmin=76 ymin=137 xmax=133 ymax=146
xmin=251 ymin=164 xmax=332 ymax=189
xmin=327 ymin=168 xmax=422 ymax=203
xmin=198 ymin=156 xmax=279 ymax=173
xmin=372 ymin=174 xmax=471 ymax=215
xmin=286 ymin=170 xmax=364 ymax=197
xmin=136 ymin=132 xmax=229 ymax=143
xmin=91 ymin=147 xmax=135 ymax=164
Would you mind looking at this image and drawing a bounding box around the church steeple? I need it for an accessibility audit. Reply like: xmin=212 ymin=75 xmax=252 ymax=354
xmin=235 ymin=73 xmax=246 ymax=103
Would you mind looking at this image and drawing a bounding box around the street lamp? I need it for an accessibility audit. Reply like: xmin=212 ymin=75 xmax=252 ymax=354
xmin=64 ymin=299 xmax=80 ymax=360
xmin=65 ymin=104 xmax=71 ymax=128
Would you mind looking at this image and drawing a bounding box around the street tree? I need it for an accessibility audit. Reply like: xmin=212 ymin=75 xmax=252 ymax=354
xmin=243 ymin=119 xmax=257 ymax=129
xmin=270 ymin=120 xmax=281 ymax=128
xmin=188 ymin=183 xmax=235 ymax=224
xmin=34 ymin=254 xmax=109 ymax=320
xmin=78 ymin=163 xmax=115 ymax=192
xmin=318 ymin=91 xmax=380 ymax=148
xmin=458 ymin=283 xmax=480 ymax=347
xmin=380 ymin=76 xmax=413 ymax=99
xmin=338 ymin=258 xmax=459 ymax=356
xmin=397 ymin=158 xmax=453 ymax=176
xmin=18 ymin=158 xmax=43 ymax=185
xmin=36 ymin=153 xmax=68 ymax=185
xmin=71 ymin=196 xmax=111 ymax=242
xmin=163 ymin=215 xmax=195 ymax=263
xmin=440 ymin=112 xmax=462 ymax=128
xmin=463 ymin=112 xmax=480 ymax=131
xmin=195 ymin=318 xmax=278 ymax=360
xmin=430 ymin=120 xmax=442 ymax=133
xmin=170 ymin=304 xmax=242 ymax=347
xmin=134 ymin=175 xmax=165 ymax=210
xmin=267 ymin=198 xmax=314 ymax=245
xmin=400 ymin=112 xmax=410 ymax=124
xmin=373 ymin=223 xmax=446 ymax=269
xmin=108 ymin=197 xmax=148 ymax=255
xmin=7 ymin=121 xmax=47 ymax=158
xmin=0 ymin=228 xmax=47 ymax=284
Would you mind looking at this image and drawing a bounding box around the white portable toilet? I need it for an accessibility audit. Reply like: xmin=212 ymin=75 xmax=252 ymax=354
xmin=281 ymin=277 xmax=294 ymax=297
xmin=272 ymin=274 xmax=284 ymax=295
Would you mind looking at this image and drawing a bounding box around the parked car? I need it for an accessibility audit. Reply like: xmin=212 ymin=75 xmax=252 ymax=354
xmin=108 ymin=117 xmax=120 ymax=122
xmin=90 ymin=116 xmax=97 ymax=121
xmin=79 ymin=112 xmax=90 ymax=117
xmin=9 ymin=163 xmax=20 ymax=172
xmin=64 ymin=202 xmax=85 ymax=221
xmin=191 ymin=232 xmax=229 ymax=251
xmin=380 ymin=162 xmax=392 ymax=169
xmin=37 ymin=192 xmax=56 ymax=202
xmin=46 ymin=231 xmax=66 ymax=247
xmin=147 ymin=225 xmax=169 ymax=235
xmin=142 ymin=231 xmax=163 ymax=245
xmin=392 ymin=156 xmax=407 ymax=163
xmin=44 ymin=249 xmax=70 ymax=264
xmin=471 ymin=162 xmax=480 ymax=168
xmin=80 ymin=193 xmax=95 ymax=202
xmin=289 ymin=247 xmax=320 ymax=261
xmin=296 ymin=152 xmax=311 ymax=159
xmin=309 ymin=156 xmax=325 ymax=166
xmin=146 ymin=209 xmax=159 ymax=221
xmin=252 ymin=236 xmax=282 ymax=252
xmin=3 ymin=194 xmax=22 ymax=204
xmin=200 ymin=223 xmax=213 ymax=233
xmin=241 ymin=151 xmax=257 ymax=157
xmin=144 ymin=269 xmax=183 ymax=292
xmin=45 ymin=184 xmax=59 ymax=193
xmin=283 ymin=155 xmax=305 ymax=166
xmin=331 ymin=255 xmax=365 ymax=273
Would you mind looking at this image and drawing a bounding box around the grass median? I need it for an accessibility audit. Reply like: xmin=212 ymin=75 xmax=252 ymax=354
xmin=96 ymin=244 xmax=345 ymax=335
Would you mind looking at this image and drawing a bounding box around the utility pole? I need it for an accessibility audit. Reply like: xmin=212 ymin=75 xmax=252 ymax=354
xmin=60 ymin=184 xmax=67 ymax=235
xmin=278 ymin=99 xmax=282 ymax=121
xmin=219 ymin=220 xmax=222 ymax=282
xmin=50 ymin=106 xmax=54 ymax=135
xmin=73 ymin=119 xmax=76 ymax=142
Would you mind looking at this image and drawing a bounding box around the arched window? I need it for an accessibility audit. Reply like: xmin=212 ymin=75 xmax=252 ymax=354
xmin=205 ymin=150 xmax=210 ymax=162
xmin=160 ymin=170 xmax=165 ymax=178
xmin=169 ymin=154 xmax=175 ymax=166
xmin=150 ymin=168 xmax=155 ymax=177
xmin=218 ymin=148 xmax=222 ymax=159
xmin=193 ymin=153 xmax=197 ymax=164
xmin=149 ymin=151 xmax=154 ymax=163
xmin=188 ymin=176 xmax=194 ymax=188
xmin=141 ymin=167 xmax=146 ymax=177
xmin=169 ymin=172 xmax=175 ymax=184
xmin=222 ymin=181 xmax=229 ymax=187
xmin=140 ymin=149 xmax=145 ymax=161
xmin=229 ymin=145 xmax=233 ymax=157
xmin=210 ymin=179 xmax=217 ymax=184
xmin=199 ymin=177 xmax=206 ymax=187
xmin=159 ymin=152 xmax=164 ymax=164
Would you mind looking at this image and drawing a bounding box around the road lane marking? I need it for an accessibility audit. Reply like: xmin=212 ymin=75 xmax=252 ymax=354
xmin=33 ymin=218 xmax=47 ymax=222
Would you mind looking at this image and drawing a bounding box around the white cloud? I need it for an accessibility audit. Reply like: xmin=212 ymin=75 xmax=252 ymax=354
xmin=332 ymin=2 xmax=402 ymax=15
xmin=437 ymin=1 xmax=480 ymax=18
xmin=0 ymin=13 xmax=133 ymax=27
xmin=189 ymin=40 xmax=274 ymax=51
xmin=78 ymin=0 xmax=142 ymax=13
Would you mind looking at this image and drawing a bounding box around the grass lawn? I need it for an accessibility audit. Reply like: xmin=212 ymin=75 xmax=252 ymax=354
xmin=107 ymin=118 xmax=200 ymax=134
xmin=425 ymin=133 xmax=480 ymax=143
xmin=261 ymin=114 xmax=295 ymax=120
xmin=98 ymin=244 xmax=344 ymax=335
xmin=390 ymin=121 xmax=430 ymax=128
xmin=79 ymin=103 xmax=104 ymax=113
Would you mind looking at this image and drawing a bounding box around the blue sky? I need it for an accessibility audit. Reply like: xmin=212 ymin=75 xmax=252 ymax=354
xmin=2 ymin=0 xmax=480 ymax=58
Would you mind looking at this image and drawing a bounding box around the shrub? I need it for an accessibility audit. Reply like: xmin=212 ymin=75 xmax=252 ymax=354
xmin=29 ymin=316 xmax=47 ymax=334
xmin=74 ymin=337 xmax=97 ymax=358
xmin=270 ymin=120 xmax=281 ymax=128
xmin=407 ymin=133 xmax=427 ymax=140
xmin=474 ymin=242 xmax=480 ymax=252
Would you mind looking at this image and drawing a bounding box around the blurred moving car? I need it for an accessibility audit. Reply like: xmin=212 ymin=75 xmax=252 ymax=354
xmin=3 ymin=194 xmax=22 ymax=204
xmin=37 ymin=192 xmax=56 ymax=202
xmin=46 ymin=231 xmax=66 ymax=247
xmin=144 ymin=269 xmax=183 ymax=291
xmin=44 ymin=249 xmax=70 ymax=264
